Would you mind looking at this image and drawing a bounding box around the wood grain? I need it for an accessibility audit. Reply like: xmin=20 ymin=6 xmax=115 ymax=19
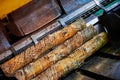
xmin=14 ymin=26 xmax=97 ymax=80
xmin=1 ymin=18 xmax=86 ymax=76
xmin=31 ymin=32 xmax=108 ymax=80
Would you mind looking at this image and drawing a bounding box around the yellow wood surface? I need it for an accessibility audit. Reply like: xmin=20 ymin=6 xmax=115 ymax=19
xmin=0 ymin=0 xmax=31 ymax=19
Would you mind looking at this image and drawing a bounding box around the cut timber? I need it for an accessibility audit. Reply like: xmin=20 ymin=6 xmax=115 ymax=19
xmin=31 ymin=32 xmax=108 ymax=80
xmin=14 ymin=26 xmax=97 ymax=80
xmin=1 ymin=18 xmax=86 ymax=76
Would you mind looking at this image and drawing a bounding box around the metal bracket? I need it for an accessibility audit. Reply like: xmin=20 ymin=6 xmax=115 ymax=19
xmin=10 ymin=46 xmax=17 ymax=56
xmin=58 ymin=18 xmax=67 ymax=27
xmin=31 ymin=35 xmax=38 ymax=45
xmin=85 ymin=14 xmax=99 ymax=26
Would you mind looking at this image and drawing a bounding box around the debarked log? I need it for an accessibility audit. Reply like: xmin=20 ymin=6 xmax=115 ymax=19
xmin=1 ymin=18 xmax=86 ymax=76
xmin=31 ymin=32 xmax=108 ymax=80
xmin=14 ymin=25 xmax=97 ymax=80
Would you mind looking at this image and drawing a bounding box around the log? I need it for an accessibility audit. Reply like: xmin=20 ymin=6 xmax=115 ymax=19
xmin=14 ymin=26 xmax=97 ymax=80
xmin=1 ymin=18 xmax=86 ymax=76
xmin=31 ymin=32 xmax=108 ymax=80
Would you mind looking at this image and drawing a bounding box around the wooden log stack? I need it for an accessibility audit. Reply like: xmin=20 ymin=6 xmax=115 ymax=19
xmin=0 ymin=18 xmax=108 ymax=80
xmin=1 ymin=18 xmax=86 ymax=76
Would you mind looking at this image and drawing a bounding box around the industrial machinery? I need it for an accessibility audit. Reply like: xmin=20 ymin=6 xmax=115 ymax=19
xmin=0 ymin=0 xmax=120 ymax=80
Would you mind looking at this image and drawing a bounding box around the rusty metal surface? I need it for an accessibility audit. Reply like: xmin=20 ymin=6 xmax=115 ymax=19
xmin=8 ymin=0 xmax=61 ymax=36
